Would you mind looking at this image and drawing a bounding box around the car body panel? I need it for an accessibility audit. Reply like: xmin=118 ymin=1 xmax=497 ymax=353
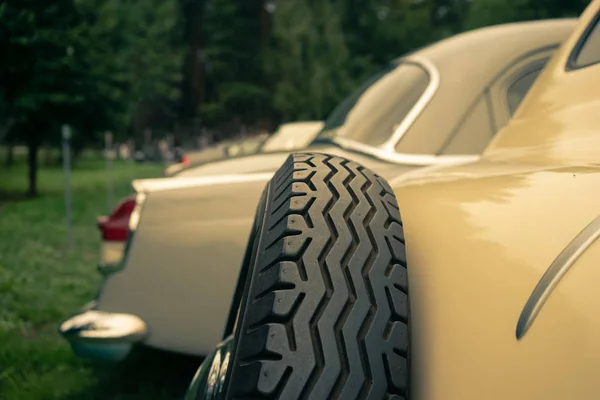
xmin=393 ymin=162 xmax=600 ymax=399
xmin=386 ymin=2 xmax=600 ymax=398
xmin=79 ymin=19 xmax=577 ymax=359
xmin=175 ymin=144 xmax=416 ymax=179
xmin=484 ymin=5 xmax=600 ymax=165
xmin=97 ymin=149 xmax=415 ymax=355
xmin=96 ymin=173 xmax=273 ymax=355
xmin=396 ymin=19 xmax=575 ymax=156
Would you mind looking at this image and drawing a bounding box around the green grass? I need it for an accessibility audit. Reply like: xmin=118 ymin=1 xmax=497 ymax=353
xmin=0 ymin=158 xmax=201 ymax=400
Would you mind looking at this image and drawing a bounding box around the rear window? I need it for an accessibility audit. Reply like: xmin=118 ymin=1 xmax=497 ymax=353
xmin=506 ymin=66 xmax=545 ymax=115
xmin=569 ymin=11 xmax=600 ymax=69
xmin=314 ymin=62 xmax=430 ymax=148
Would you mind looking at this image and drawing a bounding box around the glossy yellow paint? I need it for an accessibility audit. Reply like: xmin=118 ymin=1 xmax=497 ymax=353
xmin=391 ymin=1 xmax=600 ymax=398
xmin=483 ymin=1 xmax=600 ymax=164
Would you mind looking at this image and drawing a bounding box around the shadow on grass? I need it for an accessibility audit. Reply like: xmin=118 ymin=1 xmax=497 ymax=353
xmin=63 ymin=347 xmax=203 ymax=400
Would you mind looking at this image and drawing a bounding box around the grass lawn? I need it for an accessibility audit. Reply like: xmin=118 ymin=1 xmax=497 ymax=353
xmin=0 ymin=157 xmax=201 ymax=400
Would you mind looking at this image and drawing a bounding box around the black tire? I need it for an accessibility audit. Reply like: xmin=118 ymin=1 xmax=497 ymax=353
xmin=222 ymin=187 xmax=268 ymax=339
xmin=225 ymin=153 xmax=410 ymax=400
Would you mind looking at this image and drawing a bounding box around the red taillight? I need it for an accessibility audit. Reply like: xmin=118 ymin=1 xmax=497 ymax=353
xmin=181 ymin=154 xmax=191 ymax=166
xmin=98 ymin=195 xmax=136 ymax=242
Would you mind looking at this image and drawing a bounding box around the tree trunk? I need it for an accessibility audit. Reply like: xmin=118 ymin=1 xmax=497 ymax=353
xmin=26 ymin=141 xmax=39 ymax=198
xmin=260 ymin=0 xmax=270 ymax=41
xmin=180 ymin=0 xmax=205 ymax=122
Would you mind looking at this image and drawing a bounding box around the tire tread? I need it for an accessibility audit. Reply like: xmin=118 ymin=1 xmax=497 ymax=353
xmin=229 ymin=153 xmax=409 ymax=400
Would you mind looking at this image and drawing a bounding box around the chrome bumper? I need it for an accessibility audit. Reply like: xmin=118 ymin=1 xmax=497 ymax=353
xmin=59 ymin=303 xmax=148 ymax=362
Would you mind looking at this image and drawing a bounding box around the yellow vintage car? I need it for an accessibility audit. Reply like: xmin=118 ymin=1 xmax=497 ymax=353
xmin=186 ymin=0 xmax=600 ymax=399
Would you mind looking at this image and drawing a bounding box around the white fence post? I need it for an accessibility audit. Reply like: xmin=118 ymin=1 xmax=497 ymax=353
xmin=105 ymin=131 xmax=114 ymax=212
xmin=62 ymin=125 xmax=73 ymax=253
xmin=128 ymin=139 xmax=135 ymax=193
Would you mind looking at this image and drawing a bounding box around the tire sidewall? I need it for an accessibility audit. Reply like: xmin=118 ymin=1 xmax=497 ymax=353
xmin=222 ymin=181 xmax=272 ymax=397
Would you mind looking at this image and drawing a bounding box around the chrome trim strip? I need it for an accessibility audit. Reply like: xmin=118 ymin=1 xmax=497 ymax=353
xmin=329 ymin=56 xmax=479 ymax=168
xmin=516 ymin=214 xmax=600 ymax=340
xmin=132 ymin=173 xmax=275 ymax=193
xmin=333 ymin=136 xmax=481 ymax=166
xmin=381 ymin=55 xmax=442 ymax=152
xmin=59 ymin=310 xmax=148 ymax=344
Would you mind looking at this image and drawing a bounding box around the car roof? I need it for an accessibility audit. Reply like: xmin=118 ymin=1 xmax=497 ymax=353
xmin=390 ymin=18 xmax=577 ymax=155
xmin=409 ymin=19 xmax=577 ymax=67
xmin=483 ymin=1 xmax=600 ymax=164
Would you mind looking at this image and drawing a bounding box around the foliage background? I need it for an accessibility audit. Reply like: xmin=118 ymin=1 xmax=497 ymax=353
xmin=0 ymin=0 xmax=590 ymax=195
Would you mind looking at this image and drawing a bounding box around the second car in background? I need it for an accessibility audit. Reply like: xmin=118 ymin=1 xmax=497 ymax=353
xmin=164 ymin=121 xmax=324 ymax=177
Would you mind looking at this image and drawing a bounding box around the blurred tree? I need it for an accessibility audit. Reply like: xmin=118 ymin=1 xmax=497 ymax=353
xmin=199 ymin=0 xmax=271 ymax=136
xmin=179 ymin=0 xmax=205 ymax=136
xmin=464 ymin=0 xmax=588 ymax=29
xmin=429 ymin=0 xmax=471 ymax=37
xmin=0 ymin=0 xmax=183 ymax=196
xmin=265 ymin=0 xmax=354 ymax=121
xmin=0 ymin=0 xmax=84 ymax=195
xmin=334 ymin=0 xmax=437 ymax=80
xmin=77 ymin=0 xmax=184 ymax=143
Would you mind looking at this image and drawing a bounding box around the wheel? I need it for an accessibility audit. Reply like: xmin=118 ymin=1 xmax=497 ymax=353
xmin=225 ymin=153 xmax=410 ymax=400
